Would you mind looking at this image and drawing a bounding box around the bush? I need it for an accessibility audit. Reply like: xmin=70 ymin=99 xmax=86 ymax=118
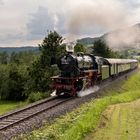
xmin=27 ymin=92 xmax=50 ymax=103
xmin=0 ymin=64 xmax=28 ymax=101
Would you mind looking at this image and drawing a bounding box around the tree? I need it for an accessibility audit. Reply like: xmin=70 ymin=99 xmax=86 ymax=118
xmin=39 ymin=31 xmax=64 ymax=67
xmin=0 ymin=51 xmax=9 ymax=64
xmin=74 ymin=43 xmax=85 ymax=53
xmin=10 ymin=52 xmax=20 ymax=64
xmin=92 ymin=39 xmax=116 ymax=58
xmin=0 ymin=64 xmax=27 ymax=100
xmin=27 ymin=31 xmax=65 ymax=93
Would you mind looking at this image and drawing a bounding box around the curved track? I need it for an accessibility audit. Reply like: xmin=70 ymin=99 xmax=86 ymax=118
xmin=0 ymin=96 xmax=73 ymax=132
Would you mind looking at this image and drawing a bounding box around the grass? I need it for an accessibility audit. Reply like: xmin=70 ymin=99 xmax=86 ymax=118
xmin=0 ymin=101 xmax=28 ymax=115
xmin=85 ymin=99 xmax=140 ymax=140
xmin=0 ymin=92 xmax=48 ymax=116
xmin=17 ymin=70 xmax=140 ymax=140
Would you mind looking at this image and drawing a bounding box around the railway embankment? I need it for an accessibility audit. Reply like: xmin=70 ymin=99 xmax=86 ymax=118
xmin=19 ymin=70 xmax=140 ymax=140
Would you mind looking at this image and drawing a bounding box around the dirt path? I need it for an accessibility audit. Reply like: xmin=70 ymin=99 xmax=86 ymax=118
xmin=85 ymin=99 xmax=140 ymax=140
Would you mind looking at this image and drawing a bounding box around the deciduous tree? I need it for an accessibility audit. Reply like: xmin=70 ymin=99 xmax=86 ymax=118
xmin=74 ymin=43 xmax=85 ymax=53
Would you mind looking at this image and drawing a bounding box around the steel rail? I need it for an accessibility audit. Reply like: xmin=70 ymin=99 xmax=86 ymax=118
xmin=0 ymin=97 xmax=73 ymax=131
xmin=0 ymin=96 xmax=57 ymax=121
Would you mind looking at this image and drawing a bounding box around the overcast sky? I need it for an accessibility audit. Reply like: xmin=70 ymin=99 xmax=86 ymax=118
xmin=0 ymin=0 xmax=140 ymax=47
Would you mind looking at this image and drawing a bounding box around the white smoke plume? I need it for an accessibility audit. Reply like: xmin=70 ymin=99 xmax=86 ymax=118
xmin=77 ymin=86 xmax=99 ymax=97
xmin=66 ymin=0 xmax=127 ymax=36
xmin=105 ymin=24 xmax=140 ymax=49
xmin=51 ymin=85 xmax=99 ymax=97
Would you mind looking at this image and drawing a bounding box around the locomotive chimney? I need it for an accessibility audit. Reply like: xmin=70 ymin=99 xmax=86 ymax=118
xmin=66 ymin=41 xmax=76 ymax=54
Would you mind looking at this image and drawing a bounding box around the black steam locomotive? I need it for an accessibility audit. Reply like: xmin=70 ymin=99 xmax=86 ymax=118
xmin=51 ymin=52 xmax=138 ymax=96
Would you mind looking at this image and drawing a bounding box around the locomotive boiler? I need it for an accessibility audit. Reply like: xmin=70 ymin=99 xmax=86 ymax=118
xmin=57 ymin=53 xmax=98 ymax=77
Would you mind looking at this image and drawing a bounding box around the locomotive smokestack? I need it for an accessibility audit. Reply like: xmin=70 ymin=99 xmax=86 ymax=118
xmin=66 ymin=44 xmax=74 ymax=54
xmin=66 ymin=41 xmax=76 ymax=54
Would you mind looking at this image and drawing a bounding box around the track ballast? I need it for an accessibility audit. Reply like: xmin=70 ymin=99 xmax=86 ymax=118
xmin=0 ymin=96 xmax=73 ymax=139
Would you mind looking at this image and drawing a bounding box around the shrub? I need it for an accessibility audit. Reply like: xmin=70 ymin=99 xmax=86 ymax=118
xmin=0 ymin=64 xmax=28 ymax=100
xmin=27 ymin=92 xmax=50 ymax=103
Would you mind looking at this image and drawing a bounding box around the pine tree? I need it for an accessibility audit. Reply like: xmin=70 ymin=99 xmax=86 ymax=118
xmin=27 ymin=31 xmax=65 ymax=93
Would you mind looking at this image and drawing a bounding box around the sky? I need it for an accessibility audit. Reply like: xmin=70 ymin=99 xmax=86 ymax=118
xmin=0 ymin=0 xmax=140 ymax=47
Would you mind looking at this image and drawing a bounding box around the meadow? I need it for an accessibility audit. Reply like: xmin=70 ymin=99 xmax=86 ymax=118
xmin=0 ymin=101 xmax=27 ymax=115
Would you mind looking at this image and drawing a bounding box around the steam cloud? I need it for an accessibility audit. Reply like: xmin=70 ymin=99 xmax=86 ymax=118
xmin=63 ymin=0 xmax=140 ymax=49
xmin=105 ymin=24 xmax=140 ymax=49
xmin=67 ymin=0 xmax=126 ymax=35
xmin=0 ymin=0 xmax=3 ymax=5
xmin=77 ymin=86 xmax=99 ymax=97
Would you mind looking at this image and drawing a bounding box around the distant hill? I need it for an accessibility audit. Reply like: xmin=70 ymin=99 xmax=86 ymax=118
xmin=77 ymin=37 xmax=100 ymax=45
xmin=0 ymin=46 xmax=39 ymax=53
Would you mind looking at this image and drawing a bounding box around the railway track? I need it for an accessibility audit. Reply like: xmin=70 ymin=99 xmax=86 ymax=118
xmin=0 ymin=96 xmax=73 ymax=133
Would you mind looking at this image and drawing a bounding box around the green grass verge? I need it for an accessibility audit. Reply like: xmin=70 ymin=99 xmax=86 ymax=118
xmin=0 ymin=101 xmax=27 ymax=115
xmin=18 ymin=71 xmax=140 ymax=140
xmin=86 ymin=99 xmax=140 ymax=140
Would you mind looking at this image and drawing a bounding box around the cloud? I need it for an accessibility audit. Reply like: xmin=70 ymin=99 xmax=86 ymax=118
xmin=66 ymin=0 xmax=127 ymax=35
xmin=0 ymin=0 xmax=140 ymax=47
xmin=26 ymin=6 xmax=54 ymax=40
xmin=123 ymin=0 xmax=140 ymax=8
xmin=26 ymin=0 xmax=128 ymax=41
xmin=26 ymin=5 xmax=68 ymax=40
xmin=0 ymin=28 xmax=27 ymax=47
xmin=0 ymin=0 xmax=3 ymax=5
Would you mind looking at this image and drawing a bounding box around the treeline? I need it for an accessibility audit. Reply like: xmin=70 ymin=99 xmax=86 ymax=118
xmin=0 ymin=51 xmax=38 ymax=65
xmin=0 ymin=51 xmax=39 ymax=101
xmin=92 ymin=39 xmax=120 ymax=58
xmin=0 ymin=64 xmax=28 ymax=100
xmin=74 ymin=39 xmax=122 ymax=58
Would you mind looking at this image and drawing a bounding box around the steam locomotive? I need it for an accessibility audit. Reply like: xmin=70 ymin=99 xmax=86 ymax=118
xmin=51 ymin=52 xmax=138 ymax=96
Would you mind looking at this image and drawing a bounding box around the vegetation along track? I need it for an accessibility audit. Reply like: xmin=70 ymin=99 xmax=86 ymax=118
xmin=0 ymin=69 xmax=138 ymax=140
xmin=0 ymin=96 xmax=74 ymax=140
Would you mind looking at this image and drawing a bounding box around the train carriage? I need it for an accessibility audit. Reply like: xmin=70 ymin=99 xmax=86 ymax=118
xmin=106 ymin=59 xmax=138 ymax=76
